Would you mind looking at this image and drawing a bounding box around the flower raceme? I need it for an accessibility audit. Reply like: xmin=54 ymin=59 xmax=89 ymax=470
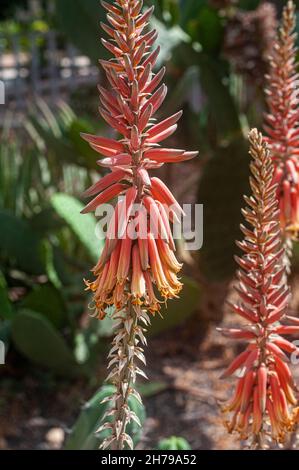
xmin=264 ymin=0 xmax=299 ymax=238
xmin=81 ymin=0 xmax=198 ymax=320
xmin=80 ymin=0 xmax=198 ymax=450
xmin=85 ymin=193 xmax=184 ymax=318
xmin=219 ymin=129 xmax=298 ymax=445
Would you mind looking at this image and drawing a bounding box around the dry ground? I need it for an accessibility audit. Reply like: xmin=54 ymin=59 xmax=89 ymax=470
xmin=0 ymin=315 xmax=244 ymax=451
xmin=1 ymin=301 xmax=299 ymax=451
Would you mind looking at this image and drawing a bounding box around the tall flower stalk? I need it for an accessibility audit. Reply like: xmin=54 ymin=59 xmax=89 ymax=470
xmin=264 ymin=0 xmax=299 ymax=242
xmin=263 ymin=0 xmax=299 ymax=446
xmin=219 ymin=129 xmax=298 ymax=447
xmin=81 ymin=0 xmax=198 ymax=450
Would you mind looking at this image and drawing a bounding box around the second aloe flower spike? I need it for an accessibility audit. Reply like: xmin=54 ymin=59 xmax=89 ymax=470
xmin=219 ymin=129 xmax=298 ymax=447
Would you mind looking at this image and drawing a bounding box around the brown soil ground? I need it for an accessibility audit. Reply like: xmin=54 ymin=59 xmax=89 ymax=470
xmin=1 ymin=304 xmax=299 ymax=451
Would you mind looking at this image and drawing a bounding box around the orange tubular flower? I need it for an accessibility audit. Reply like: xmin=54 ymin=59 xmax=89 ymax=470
xmin=264 ymin=0 xmax=299 ymax=239
xmin=219 ymin=129 xmax=298 ymax=447
xmin=82 ymin=0 xmax=198 ymax=321
xmin=81 ymin=0 xmax=198 ymax=450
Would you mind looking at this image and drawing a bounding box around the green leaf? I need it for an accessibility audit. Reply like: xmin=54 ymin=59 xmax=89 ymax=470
xmin=11 ymin=309 xmax=80 ymax=376
xmin=0 ymin=210 xmax=43 ymax=274
xmin=28 ymin=114 xmax=77 ymax=165
xmin=74 ymin=328 xmax=107 ymax=367
xmin=21 ymin=284 xmax=66 ymax=329
xmin=179 ymin=0 xmax=206 ymax=28
xmin=158 ymin=436 xmax=191 ymax=450
xmin=65 ymin=385 xmax=116 ymax=450
xmin=163 ymin=65 xmax=201 ymax=116
xmin=51 ymin=193 xmax=103 ymax=263
xmin=30 ymin=208 xmax=64 ymax=236
xmin=67 ymin=119 xmax=99 ymax=169
xmin=0 ymin=271 xmax=14 ymax=320
xmin=73 ymin=313 xmax=112 ymax=369
xmin=189 ymin=7 xmax=223 ymax=52
xmin=149 ymin=276 xmax=200 ymax=336
xmin=28 ymin=107 xmax=98 ymax=171
xmin=239 ymin=0 xmax=260 ymax=10
xmin=91 ymin=310 xmax=115 ymax=339
xmin=152 ymin=0 xmax=181 ymax=22
xmin=55 ymin=0 xmax=108 ymax=64
xmin=65 ymin=385 xmax=146 ymax=450
xmin=198 ymin=137 xmax=250 ymax=281
xmin=74 ymin=332 xmax=91 ymax=365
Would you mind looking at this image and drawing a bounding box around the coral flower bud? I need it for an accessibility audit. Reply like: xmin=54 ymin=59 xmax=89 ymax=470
xmin=257 ymin=364 xmax=267 ymax=413
xmin=252 ymin=387 xmax=263 ymax=435
xmin=131 ymin=244 xmax=146 ymax=304
xmin=138 ymin=236 xmax=149 ymax=272
xmin=117 ymin=231 xmax=133 ymax=284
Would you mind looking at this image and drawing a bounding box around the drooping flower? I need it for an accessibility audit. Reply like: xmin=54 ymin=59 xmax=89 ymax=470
xmin=219 ymin=129 xmax=298 ymax=446
xmin=81 ymin=0 xmax=198 ymax=450
xmin=264 ymin=0 xmax=299 ymax=239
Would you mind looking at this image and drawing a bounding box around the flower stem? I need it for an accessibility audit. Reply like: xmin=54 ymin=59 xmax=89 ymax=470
xmin=100 ymin=298 xmax=149 ymax=450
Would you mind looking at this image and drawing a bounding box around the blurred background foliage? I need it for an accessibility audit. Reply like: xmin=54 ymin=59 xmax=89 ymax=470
xmin=0 ymin=0 xmax=298 ymax=449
